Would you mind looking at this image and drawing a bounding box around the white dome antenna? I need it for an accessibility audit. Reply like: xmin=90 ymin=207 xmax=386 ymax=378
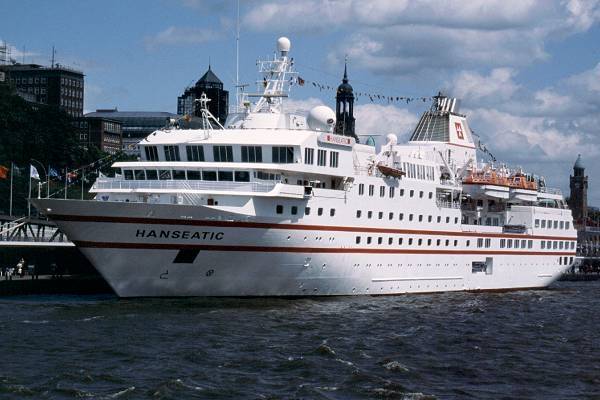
xmin=307 ymin=106 xmax=335 ymax=132
xmin=277 ymin=37 xmax=291 ymax=57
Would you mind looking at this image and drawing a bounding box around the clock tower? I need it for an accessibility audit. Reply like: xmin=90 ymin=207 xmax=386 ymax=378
xmin=568 ymin=154 xmax=588 ymax=223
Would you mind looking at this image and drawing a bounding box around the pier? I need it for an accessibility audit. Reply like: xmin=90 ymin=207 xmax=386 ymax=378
xmin=0 ymin=215 xmax=73 ymax=247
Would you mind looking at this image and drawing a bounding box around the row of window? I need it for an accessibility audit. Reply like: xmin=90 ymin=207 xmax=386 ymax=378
xmin=403 ymin=162 xmax=435 ymax=181
xmin=534 ymin=219 xmax=570 ymax=230
xmin=123 ymin=169 xmax=251 ymax=182
xmin=356 ymin=210 xmax=460 ymax=224
xmin=60 ymin=87 xmax=83 ymax=98
xmin=499 ymin=238 xmax=575 ymax=250
xmin=357 ymin=236 xmax=461 ymax=247
xmin=358 ymin=183 xmax=434 ymax=200
xmin=275 ymin=205 xmax=333 ymax=217
xmin=303 ymin=148 xmax=339 ymax=168
xmin=12 ymin=77 xmax=47 ymax=84
xmin=60 ymin=98 xmax=82 ymax=108
xmin=540 ymin=240 xmax=576 ymax=250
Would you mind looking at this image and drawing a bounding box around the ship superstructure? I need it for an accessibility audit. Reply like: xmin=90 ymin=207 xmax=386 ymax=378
xmin=33 ymin=38 xmax=577 ymax=297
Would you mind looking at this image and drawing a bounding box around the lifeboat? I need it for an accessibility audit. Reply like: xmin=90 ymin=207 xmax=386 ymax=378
xmin=377 ymin=163 xmax=406 ymax=179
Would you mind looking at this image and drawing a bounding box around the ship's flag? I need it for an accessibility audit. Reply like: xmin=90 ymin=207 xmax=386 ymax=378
xmin=49 ymin=167 xmax=60 ymax=178
xmin=0 ymin=165 xmax=8 ymax=179
xmin=67 ymin=171 xmax=78 ymax=183
xmin=30 ymin=165 xmax=40 ymax=180
xmin=298 ymin=77 xmax=305 ymax=86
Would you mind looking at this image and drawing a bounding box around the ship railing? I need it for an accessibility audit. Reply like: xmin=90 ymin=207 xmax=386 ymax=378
xmin=91 ymin=179 xmax=277 ymax=193
xmin=436 ymin=199 xmax=460 ymax=209
xmin=538 ymin=187 xmax=562 ymax=195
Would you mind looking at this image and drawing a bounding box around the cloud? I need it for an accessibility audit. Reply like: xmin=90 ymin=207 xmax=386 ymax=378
xmin=144 ymin=27 xmax=221 ymax=50
xmin=354 ymin=103 xmax=418 ymax=142
xmin=450 ymin=68 xmax=520 ymax=102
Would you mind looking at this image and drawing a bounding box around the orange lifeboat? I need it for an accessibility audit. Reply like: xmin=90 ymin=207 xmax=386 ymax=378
xmin=377 ymin=163 xmax=406 ymax=179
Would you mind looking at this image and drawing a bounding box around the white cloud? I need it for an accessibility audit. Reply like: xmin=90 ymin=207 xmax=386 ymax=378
xmin=144 ymin=27 xmax=221 ymax=50
xmin=354 ymin=103 xmax=418 ymax=142
xmin=450 ymin=68 xmax=520 ymax=102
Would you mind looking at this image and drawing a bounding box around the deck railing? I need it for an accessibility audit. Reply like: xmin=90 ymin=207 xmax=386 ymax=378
xmin=91 ymin=179 xmax=277 ymax=193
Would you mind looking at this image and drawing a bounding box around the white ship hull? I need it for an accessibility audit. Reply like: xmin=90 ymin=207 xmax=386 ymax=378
xmin=33 ymin=199 xmax=574 ymax=297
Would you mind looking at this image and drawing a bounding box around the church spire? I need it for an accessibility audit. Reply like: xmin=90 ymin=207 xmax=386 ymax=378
xmin=334 ymin=59 xmax=357 ymax=142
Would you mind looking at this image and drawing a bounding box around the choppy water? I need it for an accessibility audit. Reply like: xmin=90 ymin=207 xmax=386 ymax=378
xmin=1 ymin=281 xmax=599 ymax=399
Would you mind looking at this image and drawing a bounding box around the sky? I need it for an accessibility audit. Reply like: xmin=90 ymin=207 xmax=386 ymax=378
xmin=2 ymin=0 xmax=600 ymax=203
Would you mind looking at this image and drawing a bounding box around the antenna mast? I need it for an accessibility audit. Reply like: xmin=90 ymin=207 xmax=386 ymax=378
xmin=51 ymin=45 xmax=56 ymax=68
xmin=235 ymin=0 xmax=240 ymax=105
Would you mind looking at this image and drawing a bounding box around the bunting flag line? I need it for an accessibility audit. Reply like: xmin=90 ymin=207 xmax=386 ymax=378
xmin=292 ymin=76 xmax=432 ymax=105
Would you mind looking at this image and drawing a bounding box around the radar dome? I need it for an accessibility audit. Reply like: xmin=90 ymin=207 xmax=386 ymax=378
xmin=277 ymin=37 xmax=291 ymax=54
xmin=385 ymin=133 xmax=397 ymax=146
xmin=307 ymin=106 xmax=335 ymax=132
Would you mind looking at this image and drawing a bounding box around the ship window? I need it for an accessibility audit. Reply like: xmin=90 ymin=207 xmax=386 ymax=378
xmin=356 ymin=236 xmax=361 ymax=244
xmin=234 ymin=171 xmax=250 ymax=182
xmin=454 ymin=240 xmax=458 ymax=247
xmin=329 ymin=151 xmax=339 ymax=168
xmin=186 ymin=145 xmax=205 ymax=162
xmin=521 ymin=240 xmax=526 ymax=248
xmin=172 ymin=170 xmax=186 ymax=180
xmin=410 ymin=190 xmax=414 ymax=197
xmin=427 ymin=239 xmax=432 ymax=246
xmin=187 ymin=170 xmax=201 ymax=180
xmin=541 ymin=220 xmax=546 ymax=228
xmin=368 ymin=211 xmax=372 ymax=219
xmin=276 ymin=205 xmax=283 ymax=214
xmin=368 ymin=185 xmax=374 ymax=196
xmin=409 ymin=214 xmax=413 ymax=221
xmin=388 ymin=237 xmax=393 ymax=245
xmin=367 ymin=236 xmax=372 ymax=244
xmin=356 ymin=210 xmax=362 ymax=218
xmin=159 ymin=170 xmax=171 ymax=180
xmin=477 ymin=238 xmax=483 ymax=248
xmin=445 ymin=239 xmax=449 ymax=246
xmin=428 ymin=215 xmax=432 ymax=223
xmin=455 ymin=217 xmax=459 ymax=224
xmin=566 ymin=221 xmax=570 ymax=230
xmin=418 ymin=238 xmax=423 ymax=246
xmin=378 ymin=212 xmax=383 ymax=219
xmin=419 ymin=191 xmax=423 ymax=198
xmin=554 ymin=221 xmax=558 ymax=229
xmin=304 ymin=147 xmax=314 ymax=165
xmin=571 ymin=242 xmax=575 ymax=250
xmin=485 ymin=239 xmax=491 ymax=248
xmin=330 ymin=209 xmax=335 ymax=217
xmin=202 ymin=171 xmax=217 ymax=181
xmin=399 ymin=238 xmax=403 ymax=245
xmin=409 ymin=238 xmax=413 ymax=245
xmin=378 ymin=237 xmax=383 ymax=245
xmin=380 ymin=186 xmax=385 ymax=197
xmin=164 ymin=145 xmax=181 ymax=161
xmin=418 ymin=215 xmax=423 ymax=222
xmin=124 ymin=170 xmax=133 ymax=180
xmin=146 ymin=170 xmax=158 ymax=180
xmin=541 ymin=241 xmax=546 ymax=249
xmin=291 ymin=206 xmax=298 ymax=215
xmin=507 ymin=239 xmax=513 ymax=248
xmin=214 ymin=145 xmax=234 ymax=162
xmin=400 ymin=189 xmax=404 ymax=196
xmin=466 ymin=240 xmax=470 ymax=247
xmin=358 ymin=183 xmax=364 ymax=195
xmin=218 ymin=171 xmax=233 ymax=181
xmin=389 ymin=187 xmax=395 ymax=198
xmin=446 ymin=216 xmax=450 ymax=223
xmin=305 ymin=207 xmax=311 ymax=215
xmin=528 ymin=240 xmax=533 ymax=249
xmin=535 ymin=219 xmax=540 ymax=228
xmin=389 ymin=212 xmax=394 ymax=220
xmin=241 ymin=146 xmax=262 ymax=163
xmin=316 ymin=149 xmax=326 ymax=166
xmin=134 ymin=170 xmax=145 ymax=180
xmin=560 ymin=221 xmax=564 ymax=229
xmin=399 ymin=213 xmax=404 ymax=221
xmin=144 ymin=145 xmax=159 ymax=161
xmin=437 ymin=216 xmax=441 ymax=223
xmin=553 ymin=241 xmax=558 ymax=249
xmin=318 ymin=208 xmax=323 ymax=216
xmin=559 ymin=241 xmax=563 ymax=250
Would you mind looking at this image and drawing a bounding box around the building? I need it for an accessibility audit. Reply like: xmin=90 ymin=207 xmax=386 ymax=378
xmin=0 ymin=63 xmax=84 ymax=117
xmin=334 ymin=62 xmax=357 ymax=142
xmin=177 ymin=65 xmax=229 ymax=125
xmin=84 ymin=109 xmax=176 ymax=156
xmin=76 ymin=117 xmax=123 ymax=155
xmin=568 ymin=154 xmax=588 ymax=223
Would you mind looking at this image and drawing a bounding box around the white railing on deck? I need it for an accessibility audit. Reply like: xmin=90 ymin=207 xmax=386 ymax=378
xmin=92 ymin=179 xmax=276 ymax=193
xmin=539 ymin=187 xmax=562 ymax=195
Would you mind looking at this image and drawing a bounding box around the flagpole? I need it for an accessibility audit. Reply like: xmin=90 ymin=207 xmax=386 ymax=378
xmin=9 ymin=162 xmax=13 ymax=217
xmin=47 ymin=164 xmax=50 ymax=198
xmin=64 ymin=167 xmax=68 ymax=199
xmin=28 ymin=170 xmax=32 ymax=218
xmin=81 ymin=168 xmax=85 ymax=200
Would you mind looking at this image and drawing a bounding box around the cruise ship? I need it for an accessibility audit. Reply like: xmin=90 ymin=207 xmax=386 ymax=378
xmin=32 ymin=38 xmax=577 ymax=297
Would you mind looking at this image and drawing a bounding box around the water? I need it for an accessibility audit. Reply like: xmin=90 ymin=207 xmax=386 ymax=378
xmin=1 ymin=281 xmax=599 ymax=399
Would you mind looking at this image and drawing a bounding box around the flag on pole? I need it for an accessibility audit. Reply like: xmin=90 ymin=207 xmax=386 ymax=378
xmin=67 ymin=171 xmax=78 ymax=183
xmin=298 ymin=77 xmax=305 ymax=86
xmin=30 ymin=165 xmax=40 ymax=180
xmin=49 ymin=167 xmax=60 ymax=178
xmin=0 ymin=165 xmax=8 ymax=179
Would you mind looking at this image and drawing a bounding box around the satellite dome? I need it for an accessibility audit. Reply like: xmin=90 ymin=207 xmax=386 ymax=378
xmin=385 ymin=133 xmax=398 ymax=146
xmin=307 ymin=106 xmax=335 ymax=132
xmin=277 ymin=37 xmax=291 ymax=55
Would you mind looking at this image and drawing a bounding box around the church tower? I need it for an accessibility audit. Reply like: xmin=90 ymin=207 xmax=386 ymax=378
xmin=177 ymin=64 xmax=229 ymax=125
xmin=335 ymin=62 xmax=357 ymax=141
xmin=568 ymin=154 xmax=588 ymax=223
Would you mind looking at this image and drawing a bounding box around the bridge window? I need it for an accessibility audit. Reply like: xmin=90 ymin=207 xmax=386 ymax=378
xmin=218 ymin=171 xmax=233 ymax=181
xmin=234 ymin=171 xmax=250 ymax=182
xmin=329 ymin=151 xmax=339 ymax=167
xmin=124 ymin=170 xmax=133 ymax=180
xmin=214 ymin=145 xmax=234 ymax=162
xmin=241 ymin=146 xmax=262 ymax=163
xmin=146 ymin=170 xmax=158 ymax=180
xmin=202 ymin=171 xmax=217 ymax=181
xmin=477 ymin=238 xmax=483 ymax=248
xmin=553 ymin=221 xmax=558 ymax=229
xmin=186 ymin=145 xmax=205 ymax=162
xmin=317 ymin=149 xmax=327 ymax=166
xmin=187 ymin=170 xmax=200 ymax=180
xmin=164 ymin=145 xmax=181 ymax=161
xmin=144 ymin=145 xmax=159 ymax=161
xmin=134 ymin=170 xmax=145 ymax=180
xmin=173 ymin=170 xmax=186 ymax=180
xmin=159 ymin=170 xmax=171 ymax=180
xmin=304 ymin=147 xmax=314 ymax=164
